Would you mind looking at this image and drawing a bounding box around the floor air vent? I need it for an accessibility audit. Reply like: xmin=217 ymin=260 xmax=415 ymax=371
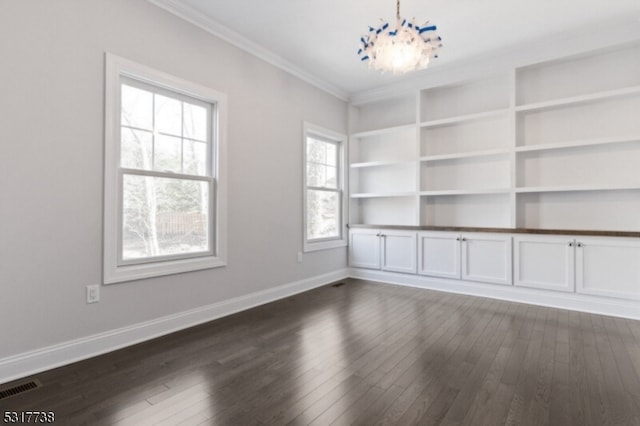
xmin=0 ymin=379 xmax=42 ymax=400
xmin=332 ymin=282 xmax=345 ymax=287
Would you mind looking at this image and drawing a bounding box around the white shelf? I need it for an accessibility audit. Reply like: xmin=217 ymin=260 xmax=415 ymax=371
xmin=419 ymin=108 xmax=509 ymax=129
xmin=420 ymin=148 xmax=509 ymax=162
xmin=515 ymin=135 xmax=640 ymax=153
xmin=350 ymin=192 xmax=417 ymax=199
xmin=350 ymin=159 xmax=416 ymax=169
xmin=515 ymin=184 xmax=640 ymax=194
xmin=420 ymin=188 xmax=511 ymax=196
xmin=349 ymin=44 xmax=640 ymax=230
xmin=515 ymin=85 xmax=640 ymax=113
xmin=350 ymin=123 xmax=416 ymax=139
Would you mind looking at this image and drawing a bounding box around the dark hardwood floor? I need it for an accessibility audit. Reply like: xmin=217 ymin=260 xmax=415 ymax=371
xmin=2 ymin=278 xmax=640 ymax=425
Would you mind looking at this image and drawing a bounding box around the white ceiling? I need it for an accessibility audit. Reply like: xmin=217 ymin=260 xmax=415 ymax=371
xmin=151 ymin=0 xmax=640 ymax=98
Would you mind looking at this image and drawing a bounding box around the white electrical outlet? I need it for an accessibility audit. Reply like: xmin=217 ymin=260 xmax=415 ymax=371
xmin=86 ymin=285 xmax=100 ymax=304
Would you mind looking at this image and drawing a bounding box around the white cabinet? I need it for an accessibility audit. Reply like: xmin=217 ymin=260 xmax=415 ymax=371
xmin=381 ymin=230 xmax=418 ymax=274
xmin=418 ymin=232 xmax=512 ymax=285
xmin=514 ymin=235 xmax=575 ymax=292
xmin=417 ymin=232 xmax=460 ymax=279
xmin=576 ymin=237 xmax=640 ymax=300
xmin=348 ymin=229 xmax=417 ymax=273
xmin=348 ymin=228 xmax=381 ymax=269
xmin=461 ymin=233 xmax=512 ymax=285
xmin=514 ymin=235 xmax=640 ymax=299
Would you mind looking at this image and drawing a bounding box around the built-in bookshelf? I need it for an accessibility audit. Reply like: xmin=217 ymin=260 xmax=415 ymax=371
xmin=349 ymin=42 xmax=640 ymax=232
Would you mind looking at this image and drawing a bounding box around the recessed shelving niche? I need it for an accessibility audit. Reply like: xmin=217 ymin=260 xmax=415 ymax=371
xmin=351 ymin=196 xmax=418 ymax=226
xmin=516 ymin=141 xmax=640 ymax=190
xmin=515 ymin=43 xmax=640 ymax=106
xmin=420 ymin=113 xmax=510 ymax=158
xmin=350 ymin=94 xmax=416 ymax=134
xmin=421 ymin=193 xmax=512 ymax=228
xmin=421 ymin=154 xmax=510 ymax=193
xmin=350 ymin=125 xmax=416 ymax=164
xmin=420 ymin=75 xmax=510 ymax=122
xmin=516 ymin=95 xmax=640 ymax=148
xmin=516 ymin=190 xmax=640 ymax=231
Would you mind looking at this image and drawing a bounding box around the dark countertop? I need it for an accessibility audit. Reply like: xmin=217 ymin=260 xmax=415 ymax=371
xmin=348 ymin=224 xmax=640 ymax=238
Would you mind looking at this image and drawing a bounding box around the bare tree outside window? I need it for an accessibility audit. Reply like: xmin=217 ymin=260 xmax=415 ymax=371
xmin=305 ymin=135 xmax=341 ymax=242
xmin=119 ymin=82 xmax=212 ymax=261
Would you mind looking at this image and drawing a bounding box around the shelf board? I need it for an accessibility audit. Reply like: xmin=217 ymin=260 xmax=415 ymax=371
xmin=419 ymin=108 xmax=509 ymax=128
xmin=350 ymin=191 xmax=417 ymax=199
xmin=419 ymin=188 xmax=511 ymax=196
xmin=515 ymin=134 xmax=640 ymax=153
xmin=420 ymin=148 xmax=510 ymax=162
xmin=516 ymin=184 xmax=640 ymax=194
xmin=350 ymin=123 xmax=416 ymax=139
xmin=350 ymin=159 xmax=416 ymax=169
xmin=515 ymin=85 xmax=640 ymax=113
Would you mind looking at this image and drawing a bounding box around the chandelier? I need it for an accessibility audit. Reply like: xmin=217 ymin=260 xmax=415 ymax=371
xmin=358 ymin=0 xmax=442 ymax=74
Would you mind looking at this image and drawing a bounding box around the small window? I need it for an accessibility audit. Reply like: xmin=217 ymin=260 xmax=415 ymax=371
xmin=303 ymin=122 xmax=347 ymax=252
xmin=104 ymin=54 xmax=227 ymax=283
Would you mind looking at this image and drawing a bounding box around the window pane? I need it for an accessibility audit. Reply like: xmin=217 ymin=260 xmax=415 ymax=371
xmin=121 ymin=84 xmax=152 ymax=130
xmin=183 ymin=103 xmax=208 ymax=141
xmin=325 ymin=165 xmax=338 ymax=189
xmin=326 ymin=143 xmax=337 ymax=166
xmin=155 ymin=94 xmax=182 ymax=136
xmin=307 ymin=137 xmax=339 ymax=189
xmin=306 ymin=138 xmax=326 ymax=164
xmin=121 ymin=128 xmax=152 ymax=170
xmin=306 ymin=189 xmax=340 ymax=240
xmin=307 ymin=163 xmax=327 ymax=188
xmin=183 ymin=140 xmax=207 ymax=176
xmin=122 ymin=174 xmax=210 ymax=260
xmin=155 ymin=134 xmax=182 ymax=173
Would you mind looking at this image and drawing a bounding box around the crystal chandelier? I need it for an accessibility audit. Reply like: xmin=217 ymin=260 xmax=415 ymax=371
xmin=358 ymin=0 xmax=442 ymax=74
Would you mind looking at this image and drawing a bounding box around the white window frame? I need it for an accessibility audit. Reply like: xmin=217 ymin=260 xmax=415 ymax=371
xmin=104 ymin=53 xmax=227 ymax=284
xmin=303 ymin=122 xmax=348 ymax=252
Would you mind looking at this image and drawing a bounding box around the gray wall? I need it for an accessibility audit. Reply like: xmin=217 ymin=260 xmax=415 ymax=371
xmin=0 ymin=0 xmax=347 ymax=359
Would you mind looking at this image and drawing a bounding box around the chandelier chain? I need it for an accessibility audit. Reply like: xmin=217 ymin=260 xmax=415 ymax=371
xmin=396 ymin=0 xmax=400 ymax=20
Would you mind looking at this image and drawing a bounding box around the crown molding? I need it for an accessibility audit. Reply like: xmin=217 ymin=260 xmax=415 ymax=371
xmin=147 ymin=0 xmax=350 ymax=102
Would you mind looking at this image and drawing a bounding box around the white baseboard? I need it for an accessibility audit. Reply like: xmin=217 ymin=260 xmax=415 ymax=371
xmin=0 ymin=269 xmax=349 ymax=385
xmin=349 ymin=268 xmax=640 ymax=321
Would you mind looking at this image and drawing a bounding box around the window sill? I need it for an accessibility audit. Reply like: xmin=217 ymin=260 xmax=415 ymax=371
xmin=104 ymin=255 xmax=226 ymax=284
xmin=303 ymin=239 xmax=347 ymax=253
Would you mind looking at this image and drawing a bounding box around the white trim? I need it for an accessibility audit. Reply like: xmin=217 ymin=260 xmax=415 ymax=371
xmin=348 ymin=268 xmax=640 ymax=321
xmin=303 ymin=122 xmax=348 ymax=253
xmin=146 ymin=0 xmax=349 ymax=102
xmin=104 ymin=52 xmax=228 ymax=284
xmin=0 ymin=269 xmax=349 ymax=385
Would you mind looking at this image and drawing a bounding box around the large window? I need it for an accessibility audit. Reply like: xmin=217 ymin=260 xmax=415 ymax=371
xmin=104 ymin=54 xmax=227 ymax=284
xmin=303 ymin=122 xmax=347 ymax=252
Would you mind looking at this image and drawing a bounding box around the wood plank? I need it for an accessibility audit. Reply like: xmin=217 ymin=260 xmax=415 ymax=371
xmin=4 ymin=278 xmax=640 ymax=425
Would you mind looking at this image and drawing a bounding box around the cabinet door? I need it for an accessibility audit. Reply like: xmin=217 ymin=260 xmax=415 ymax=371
xmin=513 ymin=235 xmax=575 ymax=292
xmin=417 ymin=232 xmax=460 ymax=279
xmin=461 ymin=233 xmax=512 ymax=285
xmin=381 ymin=230 xmax=417 ymax=274
xmin=348 ymin=229 xmax=381 ymax=269
xmin=576 ymin=237 xmax=640 ymax=300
